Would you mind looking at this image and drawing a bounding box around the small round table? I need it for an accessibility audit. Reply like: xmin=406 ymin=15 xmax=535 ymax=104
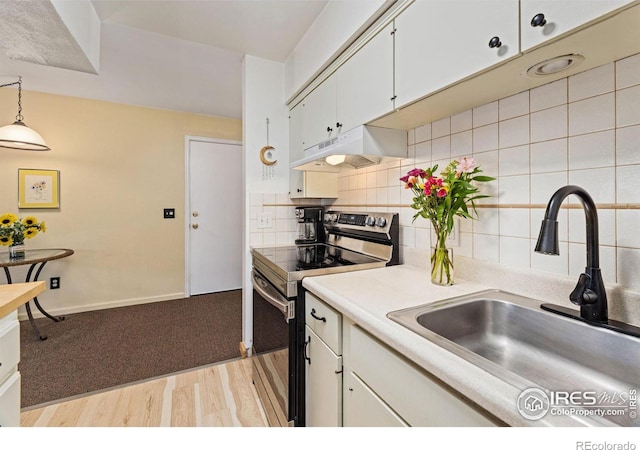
xmin=0 ymin=248 xmax=74 ymax=340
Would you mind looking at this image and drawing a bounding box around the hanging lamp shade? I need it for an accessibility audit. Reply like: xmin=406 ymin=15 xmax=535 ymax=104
xmin=0 ymin=76 xmax=50 ymax=151
xmin=0 ymin=120 xmax=50 ymax=151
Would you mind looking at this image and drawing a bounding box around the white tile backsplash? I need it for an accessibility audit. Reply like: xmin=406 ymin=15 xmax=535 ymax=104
xmin=568 ymin=130 xmax=615 ymax=170
xmin=332 ymin=53 xmax=640 ymax=294
xmin=531 ymin=138 xmax=567 ymax=174
xmin=451 ymin=109 xmax=472 ymax=133
xmin=531 ymin=79 xmax=567 ymax=112
xmin=617 ymin=247 xmax=640 ymax=291
xmin=499 ymin=145 xmax=529 ymax=177
xmin=616 ymin=84 xmax=640 ymax=127
xmin=568 ymin=63 xmax=615 ymax=102
xmin=531 ymin=105 xmax=567 ymax=142
xmin=617 ymin=210 xmax=640 ymax=248
xmin=617 ymin=125 xmax=640 ymax=165
xmin=451 ymin=130 xmax=472 ymax=158
xmin=432 ymin=117 xmax=451 ymax=138
xmin=431 ymin=136 xmax=451 ymax=161
xmin=499 ymin=115 xmax=529 ymax=149
xmin=569 ymin=93 xmax=615 ymax=136
xmin=616 ymin=53 xmax=640 ymax=90
xmin=415 ymin=123 xmax=431 ymax=143
xmin=616 ymin=165 xmax=640 ymax=203
xmin=568 ymin=167 xmax=616 ymax=204
xmin=499 ymin=91 xmax=529 ymax=120
xmin=472 ymin=123 xmax=498 ymax=153
xmin=473 ymin=101 xmax=498 ymax=127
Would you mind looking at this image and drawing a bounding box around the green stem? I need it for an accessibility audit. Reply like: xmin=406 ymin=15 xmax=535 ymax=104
xmin=431 ymin=228 xmax=454 ymax=285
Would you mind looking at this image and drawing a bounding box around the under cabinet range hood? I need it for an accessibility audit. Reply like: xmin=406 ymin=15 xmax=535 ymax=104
xmin=291 ymin=125 xmax=407 ymax=172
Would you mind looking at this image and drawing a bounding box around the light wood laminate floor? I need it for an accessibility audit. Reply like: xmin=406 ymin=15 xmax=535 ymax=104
xmin=20 ymin=358 xmax=270 ymax=427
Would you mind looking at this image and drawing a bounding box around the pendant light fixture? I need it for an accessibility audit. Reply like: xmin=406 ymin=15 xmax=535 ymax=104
xmin=0 ymin=77 xmax=50 ymax=151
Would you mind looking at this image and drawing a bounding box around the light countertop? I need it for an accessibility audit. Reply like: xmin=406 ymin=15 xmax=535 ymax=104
xmin=0 ymin=282 xmax=46 ymax=319
xmin=302 ymin=264 xmax=610 ymax=427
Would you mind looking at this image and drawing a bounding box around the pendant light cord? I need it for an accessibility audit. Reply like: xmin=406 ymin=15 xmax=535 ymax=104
xmin=0 ymin=77 xmax=23 ymax=121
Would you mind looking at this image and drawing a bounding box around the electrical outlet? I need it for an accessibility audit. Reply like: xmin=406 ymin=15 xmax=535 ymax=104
xmin=257 ymin=212 xmax=273 ymax=229
xmin=432 ymin=219 xmax=461 ymax=247
xmin=50 ymin=277 xmax=60 ymax=289
xmin=447 ymin=219 xmax=461 ymax=247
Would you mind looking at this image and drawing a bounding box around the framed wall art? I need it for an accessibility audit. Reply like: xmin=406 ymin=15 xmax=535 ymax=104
xmin=18 ymin=168 xmax=60 ymax=209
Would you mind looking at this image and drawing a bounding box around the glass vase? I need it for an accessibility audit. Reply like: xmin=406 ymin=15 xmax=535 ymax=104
xmin=430 ymin=243 xmax=453 ymax=286
xmin=9 ymin=242 xmax=25 ymax=259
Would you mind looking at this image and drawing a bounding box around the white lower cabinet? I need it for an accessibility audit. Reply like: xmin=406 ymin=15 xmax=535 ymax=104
xmin=305 ymin=327 xmax=342 ymax=426
xmin=343 ymin=371 xmax=407 ymax=427
xmin=346 ymin=323 xmax=500 ymax=427
xmin=0 ymin=372 xmax=20 ymax=427
xmin=0 ymin=311 xmax=20 ymax=427
xmin=305 ymin=293 xmax=343 ymax=427
xmin=305 ymin=292 xmax=500 ymax=427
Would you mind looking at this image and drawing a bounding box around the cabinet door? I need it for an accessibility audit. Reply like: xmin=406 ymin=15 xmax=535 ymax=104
xmin=301 ymin=76 xmax=337 ymax=149
xmin=344 ymin=371 xmax=408 ymax=427
xmin=289 ymin=171 xmax=338 ymax=199
xmin=289 ymin=103 xmax=303 ymax=164
xmin=521 ymin=0 xmax=634 ymax=51
xmin=0 ymin=319 xmax=19 ymax=386
xmin=336 ymin=23 xmax=394 ymax=132
xmin=305 ymin=326 xmax=343 ymax=427
xmin=0 ymin=372 xmax=20 ymax=427
xmin=395 ymin=0 xmax=519 ymax=109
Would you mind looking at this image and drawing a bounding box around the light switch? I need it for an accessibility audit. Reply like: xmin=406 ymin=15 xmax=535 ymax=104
xmin=164 ymin=208 xmax=175 ymax=219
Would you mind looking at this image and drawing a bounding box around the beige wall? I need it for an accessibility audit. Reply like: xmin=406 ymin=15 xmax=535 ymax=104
xmin=0 ymin=89 xmax=242 ymax=315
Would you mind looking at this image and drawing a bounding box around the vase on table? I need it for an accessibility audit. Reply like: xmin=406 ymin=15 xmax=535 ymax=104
xmin=9 ymin=241 xmax=25 ymax=259
xmin=430 ymin=235 xmax=453 ymax=286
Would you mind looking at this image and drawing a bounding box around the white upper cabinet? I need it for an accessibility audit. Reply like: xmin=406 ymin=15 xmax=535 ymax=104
xmin=335 ymin=23 xmax=394 ymax=133
xmin=520 ymin=0 xmax=636 ymax=51
xmin=394 ymin=0 xmax=519 ymax=109
xmin=301 ymin=75 xmax=337 ymax=150
xmin=296 ymin=23 xmax=394 ymax=152
xmin=289 ymin=103 xmax=303 ymax=163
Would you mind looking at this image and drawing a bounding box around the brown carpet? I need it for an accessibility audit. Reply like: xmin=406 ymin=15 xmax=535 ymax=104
xmin=19 ymin=290 xmax=245 ymax=408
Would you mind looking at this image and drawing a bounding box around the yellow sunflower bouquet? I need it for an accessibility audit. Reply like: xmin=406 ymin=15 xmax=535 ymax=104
xmin=0 ymin=213 xmax=46 ymax=247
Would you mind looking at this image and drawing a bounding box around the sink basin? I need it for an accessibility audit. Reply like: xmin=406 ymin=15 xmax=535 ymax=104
xmin=387 ymin=289 xmax=640 ymax=426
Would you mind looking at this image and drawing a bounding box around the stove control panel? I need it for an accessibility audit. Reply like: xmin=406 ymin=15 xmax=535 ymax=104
xmin=324 ymin=211 xmax=396 ymax=232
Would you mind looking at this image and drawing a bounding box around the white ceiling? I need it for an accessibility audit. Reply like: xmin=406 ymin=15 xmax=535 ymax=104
xmin=0 ymin=0 xmax=329 ymax=119
xmin=91 ymin=0 xmax=329 ymax=63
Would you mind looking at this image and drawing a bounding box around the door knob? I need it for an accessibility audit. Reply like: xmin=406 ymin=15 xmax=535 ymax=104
xmin=192 ymin=223 xmax=199 ymax=229
xmin=192 ymin=211 xmax=199 ymax=217
xmin=488 ymin=36 xmax=502 ymax=48
xmin=531 ymin=13 xmax=547 ymax=27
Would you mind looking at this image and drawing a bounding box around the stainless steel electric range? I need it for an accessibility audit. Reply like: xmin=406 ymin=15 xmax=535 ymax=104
xmin=250 ymin=210 xmax=399 ymax=426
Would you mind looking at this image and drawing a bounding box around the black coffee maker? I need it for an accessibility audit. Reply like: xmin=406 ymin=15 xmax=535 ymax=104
xmin=295 ymin=206 xmax=325 ymax=244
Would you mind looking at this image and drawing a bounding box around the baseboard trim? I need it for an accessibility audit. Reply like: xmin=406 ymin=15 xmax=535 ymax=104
xmin=17 ymin=292 xmax=186 ymax=321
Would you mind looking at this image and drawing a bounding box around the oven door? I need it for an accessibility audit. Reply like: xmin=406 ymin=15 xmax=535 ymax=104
xmin=251 ymin=269 xmax=296 ymax=426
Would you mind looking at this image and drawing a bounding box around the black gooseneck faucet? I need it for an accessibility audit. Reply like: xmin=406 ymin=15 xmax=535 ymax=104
xmin=535 ymin=185 xmax=608 ymax=323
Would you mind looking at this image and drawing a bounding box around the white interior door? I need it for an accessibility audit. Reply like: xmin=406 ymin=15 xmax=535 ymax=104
xmin=187 ymin=139 xmax=242 ymax=295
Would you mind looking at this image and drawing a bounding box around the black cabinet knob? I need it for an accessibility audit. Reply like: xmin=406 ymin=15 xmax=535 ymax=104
xmin=336 ymin=122 xmax=342 ymax=129
xmin=327 ymin=126 xmax=333 ymax=133
xmin=488 ymin=36 xmax=502 ymax=48
xmin=531 ymin=13 xmax=547 ymax=27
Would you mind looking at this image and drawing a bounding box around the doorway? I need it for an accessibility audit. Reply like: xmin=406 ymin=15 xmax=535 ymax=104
xmin=185 ymin=137 xmax=242 ymax=296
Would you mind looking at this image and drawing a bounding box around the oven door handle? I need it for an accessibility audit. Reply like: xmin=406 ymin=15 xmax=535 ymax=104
xmin=251 ymin=269 xmax=295 ymax=322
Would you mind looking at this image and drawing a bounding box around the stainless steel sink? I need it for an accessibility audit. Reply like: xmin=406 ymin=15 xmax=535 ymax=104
xmin=387 ymin=289 xmax=640 ymax=426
